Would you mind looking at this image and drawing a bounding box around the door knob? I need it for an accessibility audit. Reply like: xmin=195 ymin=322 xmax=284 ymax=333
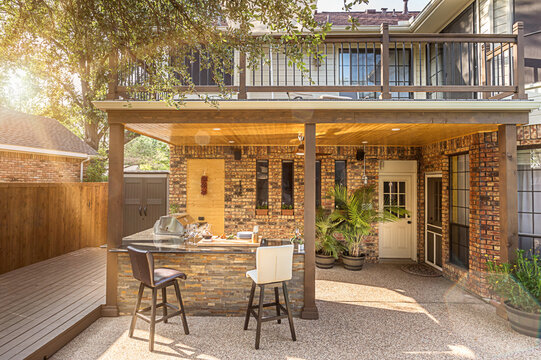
xmin=407 ymin=220 xmax=412 ymax=224
xmin=138 ymin=206 xmax=142 ymax=216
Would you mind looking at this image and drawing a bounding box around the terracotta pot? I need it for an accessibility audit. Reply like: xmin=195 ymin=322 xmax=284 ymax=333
xmin=255 ymin=209 xmax=268 ymax=216
xmin=504 ymin=301 xmax=541 ymax=338
xmin=281 ymin=209 xmax=294 ymax=216
xmin=316 ymin=254 xmax=335 ymax=269
xmin=342 ymin=254 xmax=366 ymax=271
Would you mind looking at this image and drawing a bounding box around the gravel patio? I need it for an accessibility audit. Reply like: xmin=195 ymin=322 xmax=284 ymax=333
xmin=52 ymin=263 xmax=541 ymax=360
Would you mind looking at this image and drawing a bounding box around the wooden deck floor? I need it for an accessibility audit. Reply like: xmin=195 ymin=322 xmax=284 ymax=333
xmin=0 ymin=247 xmax=106 ymax=360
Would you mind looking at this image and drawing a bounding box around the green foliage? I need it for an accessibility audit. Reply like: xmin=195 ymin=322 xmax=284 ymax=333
xmin=329 ymin=185 xmax=407 ymax=257
xmin=315 ymin=209 xmax=343 ymax=259
xmin=84 ymin=148 xmax=108 ymax=182
xmin=124 ymin=136 xmax=169 ymax=171
xmin=281 ymin=203 xmax=294 ymax=210
xmin=169 ymin=203 xmax=181 ymax=214
xmin=487 ymin=250 xmax=541 ymax=314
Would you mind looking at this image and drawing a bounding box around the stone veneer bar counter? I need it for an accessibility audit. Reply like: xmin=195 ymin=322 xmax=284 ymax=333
xmin=112 ymin=229 xmax=305 ymax=316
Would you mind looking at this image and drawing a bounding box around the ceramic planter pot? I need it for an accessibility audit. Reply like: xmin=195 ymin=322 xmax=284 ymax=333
xmin=255 ymin=209 xmax=268 ymax=216
xmin=342 ymin=254 xmax=366 ymax=271
xmin=504 ymin=301 xmax=541 ymax=338
xmin=281 ymin=209 xmax=294 ymax=216
xmin=316 ymin=253 xmax=335 ymax=269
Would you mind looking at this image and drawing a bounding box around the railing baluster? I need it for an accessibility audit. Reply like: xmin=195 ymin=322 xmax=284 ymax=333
xmin=315 ymin=44 xmax=321 ymax=86
xmin=380 ymin=23 xmax=390 ymax=99
xmin=325 ymin=43 xmax=329 ymax=86
xmin=364 ymin=42 xmax=368 ymax=86
xmin=467 ymin=42 xmax=471 ymax=86
xmin=356 ymin=42 xmax=360 ymax=86
xmin=285 ymin=43 xmax=288 ymax=86
xmin=500 ymin=42 xmax=505 ymax=87
xmin=435 ymin=43 xmax=439 ymax=86
xmin=513 ymin=21 xmax=526 ymax=98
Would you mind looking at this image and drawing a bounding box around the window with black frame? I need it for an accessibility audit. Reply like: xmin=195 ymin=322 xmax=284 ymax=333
xmin=518 ymin=148 xmax=541 ymax=254
xmin=256 ymin=160 xmax=269 ymax=210
xmin=281 ymin=160 xmax=294 ymax=209
xmin=335 ymin=160 xmax=347 ymax=188
xmin=316 ymin=160 xmax=321 ymax=208
xmin=450 ymin=154 xmax=470 ymax=268
xmin=338 ymin=47 xmax=411 ymax=99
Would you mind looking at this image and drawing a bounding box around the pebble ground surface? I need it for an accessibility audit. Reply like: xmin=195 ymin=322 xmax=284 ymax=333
xmin=52 ymin=263 xmax=541 ymax=360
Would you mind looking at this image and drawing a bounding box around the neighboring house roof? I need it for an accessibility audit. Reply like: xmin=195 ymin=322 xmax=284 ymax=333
xmin=315 ymin=10 xmax=420 ymax=26
xmin=0 ymin=107 xmax=98 ymax=157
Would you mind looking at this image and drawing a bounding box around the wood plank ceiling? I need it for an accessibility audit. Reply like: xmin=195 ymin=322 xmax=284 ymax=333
xmin=125 ymin=122 xmax=499 ymax=146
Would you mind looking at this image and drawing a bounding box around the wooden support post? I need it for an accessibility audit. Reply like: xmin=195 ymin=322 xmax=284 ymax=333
xmin=512 ymin=22 xmax=527 ymax=100
xmin=379 ymin=23 xmax=391 ymax=99
xmin=103 ymin=122 xmax=124 ymax=317
xmin=498 ymin=124 xmax=518 ymax=264
xmin=301 ymin=123 xmax=318 ymax=320
xmin=238 ymin=52 xmax=247 ymax=100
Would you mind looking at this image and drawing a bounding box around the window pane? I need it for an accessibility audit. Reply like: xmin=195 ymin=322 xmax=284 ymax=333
xmin=316 ymin=160 xmax=321 ymax=208
xmin=450 ymin=153 xmax=470 ymax=269
xmin=256 ymin=160 xmax=269 ymax=208
xmin=335 ymin=160 xmax=347 ymax=188
xmin=281 ymin=161 xmax=294 ymax=208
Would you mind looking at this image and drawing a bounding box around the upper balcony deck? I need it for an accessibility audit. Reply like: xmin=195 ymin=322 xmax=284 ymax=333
xmin=108 ymin=22 xmax=527 ymax=102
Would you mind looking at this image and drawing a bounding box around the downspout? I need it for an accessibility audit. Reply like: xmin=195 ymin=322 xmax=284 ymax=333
xmin=80 ymin=156 xmax=90 ymax=182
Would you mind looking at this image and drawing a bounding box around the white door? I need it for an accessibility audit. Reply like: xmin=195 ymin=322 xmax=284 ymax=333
xmin=379 ymin=176 xmax=414 ymax=258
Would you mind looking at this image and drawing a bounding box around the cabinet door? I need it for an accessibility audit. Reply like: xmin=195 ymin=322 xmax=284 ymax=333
xmin=123 ymin=177 xmax=144 ymax=237
xmin=142 ymin=177 xmax=168 ymax=230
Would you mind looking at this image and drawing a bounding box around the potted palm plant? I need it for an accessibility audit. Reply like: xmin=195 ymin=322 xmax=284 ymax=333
xmin=487 ymin=250 xmax=541 ymax=338
xmin=315 ymin=210 xmax=342 ymax=269
xmin=329 ymin=185 xmax=405 ymax=271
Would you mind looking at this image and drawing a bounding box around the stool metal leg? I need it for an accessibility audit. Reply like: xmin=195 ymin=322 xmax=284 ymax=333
xmin=129 ymin=282 xmax=144 ymax=338
xmin=149 ymin=288 xmax=158 ymax=351
xmin=282 ymin=282 xmax=296 ymax=341
xmin=255 ymin=284 xmax=265 ymax=350
xmin=244 ymin=282 xmax=256 ymax=330
xmin=174 ymin=280 xmax=190 ymax=335
xmin=274 ymin=286 xmax=281 ymax=324
xmin=162 ymin=287 xmax=168 ymax=323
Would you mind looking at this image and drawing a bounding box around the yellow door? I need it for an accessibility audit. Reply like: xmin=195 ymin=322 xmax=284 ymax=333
xmin=186 ymin=159 xmax=225 ymax=235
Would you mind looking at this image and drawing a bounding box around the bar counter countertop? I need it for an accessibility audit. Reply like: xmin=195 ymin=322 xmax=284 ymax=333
xmin=112 ymin=228 xmax=305 ymax=255
xmin=113 ymin=228 xmax=305 ymax=316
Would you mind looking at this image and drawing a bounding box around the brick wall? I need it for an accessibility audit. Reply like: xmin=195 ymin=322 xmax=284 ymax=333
xmin=0 ymin=150 xmax=85 ymax=182
xmin=170 ymin=145 xmax=418 ymax=261
xmin=419 ymin=132 xmax=502 ymax=297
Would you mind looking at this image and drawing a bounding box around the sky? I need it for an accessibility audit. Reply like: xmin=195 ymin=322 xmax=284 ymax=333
xmin=317 ymin=0 xmax=430 ymax=12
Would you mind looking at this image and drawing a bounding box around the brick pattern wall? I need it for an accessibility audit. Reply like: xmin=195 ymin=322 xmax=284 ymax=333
xmin=0 ymin=150 xmax=84 ymax=182
xmin=517 ymin=123 xmax=541 ymax=146
xmin=419 ymin=133 xmax=501 ymax=297
xmin=117 ymin=252 xmax=305 ymax=317
xmin=170 ymin=145 xmax=418 ymax=261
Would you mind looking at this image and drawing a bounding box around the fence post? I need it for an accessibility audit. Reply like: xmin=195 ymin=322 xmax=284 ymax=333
xmin=380 ymin=23 xmax=391 ymax=99
xmin=238 ymin=52 xmax=247 ymax=99
xmin=513 ymin=21 xmax=527 ymax=99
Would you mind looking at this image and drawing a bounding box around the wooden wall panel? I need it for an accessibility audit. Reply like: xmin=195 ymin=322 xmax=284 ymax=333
xmin=0 ymin=183 xmax=108 ymax=274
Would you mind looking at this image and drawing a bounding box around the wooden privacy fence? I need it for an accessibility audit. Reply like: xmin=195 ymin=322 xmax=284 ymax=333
xmin=0 ymin=183 xmax=108 ymax=274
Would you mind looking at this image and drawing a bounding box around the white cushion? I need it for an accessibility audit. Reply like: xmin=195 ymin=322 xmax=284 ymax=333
xmin=247 ymin=245 xmax=294 ymax=284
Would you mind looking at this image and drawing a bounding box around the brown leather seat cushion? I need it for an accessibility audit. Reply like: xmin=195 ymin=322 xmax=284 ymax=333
xmin=154 ymin=267 xmax=187 ymax=286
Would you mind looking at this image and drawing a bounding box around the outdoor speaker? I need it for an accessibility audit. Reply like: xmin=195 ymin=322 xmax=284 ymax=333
xmin=234 ymin=149 xmax=242 ymax=160
xmin=356 ymin=149 xmax=365 ymax=161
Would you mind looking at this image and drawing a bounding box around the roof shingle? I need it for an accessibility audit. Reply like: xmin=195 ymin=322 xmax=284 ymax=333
xmin=315 ymin=10 xmax=419 ymax=26
xmin=0 ymin=107 xmax=98 ymax=156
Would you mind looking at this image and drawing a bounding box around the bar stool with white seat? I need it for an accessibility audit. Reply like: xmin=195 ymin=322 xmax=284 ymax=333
xmin=244 ymin=244 xmax=296 ymax=349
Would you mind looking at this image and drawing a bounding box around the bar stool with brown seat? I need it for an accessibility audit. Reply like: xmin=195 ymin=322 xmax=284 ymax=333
xmin=244 ymin=244 xmax=296 ymax=349
xmin=127 ymin=246 xmax=189 ymax=351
